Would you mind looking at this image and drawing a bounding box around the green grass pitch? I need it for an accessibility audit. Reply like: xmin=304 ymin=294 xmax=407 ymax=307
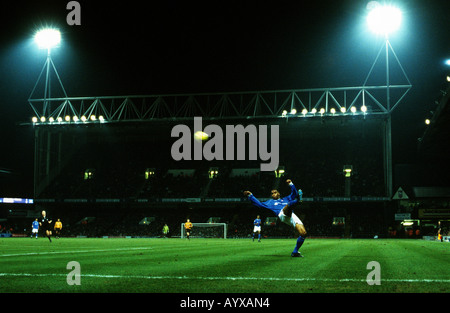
xmin=0 ymin=237 xmax=448 ymax=293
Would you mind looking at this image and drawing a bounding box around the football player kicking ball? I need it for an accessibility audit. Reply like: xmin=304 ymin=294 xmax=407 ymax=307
xmin=244 ymin=179 xmax=306 ymax=257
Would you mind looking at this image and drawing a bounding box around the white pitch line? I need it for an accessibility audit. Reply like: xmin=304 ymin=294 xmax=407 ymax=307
xmin=0 ymin=247 xmax=153 ymax=257
xmin=0 ymin=273 xmax=449 ymax=283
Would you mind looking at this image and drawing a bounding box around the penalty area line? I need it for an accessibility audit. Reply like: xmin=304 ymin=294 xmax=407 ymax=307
xmin=0 ymin=273 xmax=449 ymax=283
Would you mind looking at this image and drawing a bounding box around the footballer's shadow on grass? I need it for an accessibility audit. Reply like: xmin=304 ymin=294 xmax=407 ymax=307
xmin=261 ymin=254 xmax=295 ymax=258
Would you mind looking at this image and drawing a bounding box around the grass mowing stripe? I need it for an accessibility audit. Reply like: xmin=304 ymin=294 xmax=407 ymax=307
xmin=0 ymin=247 xmax=153 ymax=257
xmin=1 ymin=272 xmax=449 ymax=283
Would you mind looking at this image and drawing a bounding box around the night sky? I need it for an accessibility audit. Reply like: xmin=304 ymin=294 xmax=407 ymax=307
xmin=0 ymin=0 xmax=449 ymax=195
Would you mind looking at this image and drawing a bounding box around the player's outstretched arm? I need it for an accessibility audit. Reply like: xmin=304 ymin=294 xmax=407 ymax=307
xmin=244 ymin=191 xmax=271 ymax=209
xmin=286 ymin=179 xmax=300 ymax=200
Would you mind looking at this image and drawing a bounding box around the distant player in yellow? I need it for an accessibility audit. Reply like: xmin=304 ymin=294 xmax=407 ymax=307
xmin=184 ymin=219 xmax=193 ymax=240
xmin=162 ymin=224 xmax=169 ymax=238
xmin=54 ymin=218 xmax=62 ymax=238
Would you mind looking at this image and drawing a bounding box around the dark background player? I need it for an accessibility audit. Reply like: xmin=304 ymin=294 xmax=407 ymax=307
xmin=39 ymin=210 xmax=53 ymax=242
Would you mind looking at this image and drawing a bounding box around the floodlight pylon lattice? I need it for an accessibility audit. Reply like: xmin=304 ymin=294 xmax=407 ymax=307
xmin=363 ymin=38 xmax=412 ymax=114
xmin=28 ymin=53 xmax=69 ymax=118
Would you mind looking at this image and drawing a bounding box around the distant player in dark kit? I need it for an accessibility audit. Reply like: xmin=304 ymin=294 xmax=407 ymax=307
xmin=39 ymin=210 xmax=53 ymax=242
xmin=244 ymin=179 xmax=306 ymax=257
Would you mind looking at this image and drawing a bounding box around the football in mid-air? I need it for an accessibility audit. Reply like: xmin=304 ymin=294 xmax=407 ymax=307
xmin=194 ymin=131 xmax=209 ymax=141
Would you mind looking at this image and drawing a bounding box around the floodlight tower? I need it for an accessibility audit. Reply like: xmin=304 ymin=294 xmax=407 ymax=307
xmin=29 ymin=28 xmax=68 ymax=118
xmin=364 ymin=3 xmax=411 ymax=197
xmin=30 ymin=28 xmax=69 ymax=198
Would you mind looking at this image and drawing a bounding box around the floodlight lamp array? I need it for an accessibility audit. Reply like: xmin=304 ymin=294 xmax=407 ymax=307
xmin=31 ymin=115 xmax=105 ymax=125
xmin=282 ymin=105 xmax=368 ymax=118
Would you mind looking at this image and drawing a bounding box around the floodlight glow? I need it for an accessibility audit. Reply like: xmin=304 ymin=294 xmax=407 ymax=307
xmin=367 ymin=5 xmax=402 ymax=35
xmin=90 ymin=115 xmax=96 ymax=121
xmin=65 ymin=115 xmax=71 ymax=122
xmin=302 ymin=109 xmax=308 ymax=115
xmin=32 ymin=117 xmax=38 ymax=123
xmin=330 ymin=108 xmax=336 ymax=114
xmin=57 ymin=117 xmax=63 ymax=122
xmin=361 ymin=105 xmax=367 ymax=113
xmin=290 ymin=109 xmax=297 ymax=115
xmin=351 ymin=106 xmax=357 ymax=113
xmin=425 ymin=119 xmax=430 ymax=125
xmin=81 ymin=115 xmax=87 ymax=122
xmin=49 ymin=117 xmax=55 ymax=123
xmin=282 ymin=110 xmax=287 ymax=117
xmin=319 ymin=108 xmax=325 ymax=115
xmin=340 ymin=107 xmax=346 ymax=113
xmin=34 ymin=28 xmax=61 ymax=50
xmin=343 ymin=167 xmax=352 ymax=178
xmin=73 ymin=116 xmax=79 ymax=122
xmin=311 ymin=108 xmax=317 ymax=114
xmin=40 ymin=116 xmax=46 ymax=122
xmin=99 ymin=115 xmax=105 ymax=121
xmin=445 ymin=59 xmax=450 ymax=66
